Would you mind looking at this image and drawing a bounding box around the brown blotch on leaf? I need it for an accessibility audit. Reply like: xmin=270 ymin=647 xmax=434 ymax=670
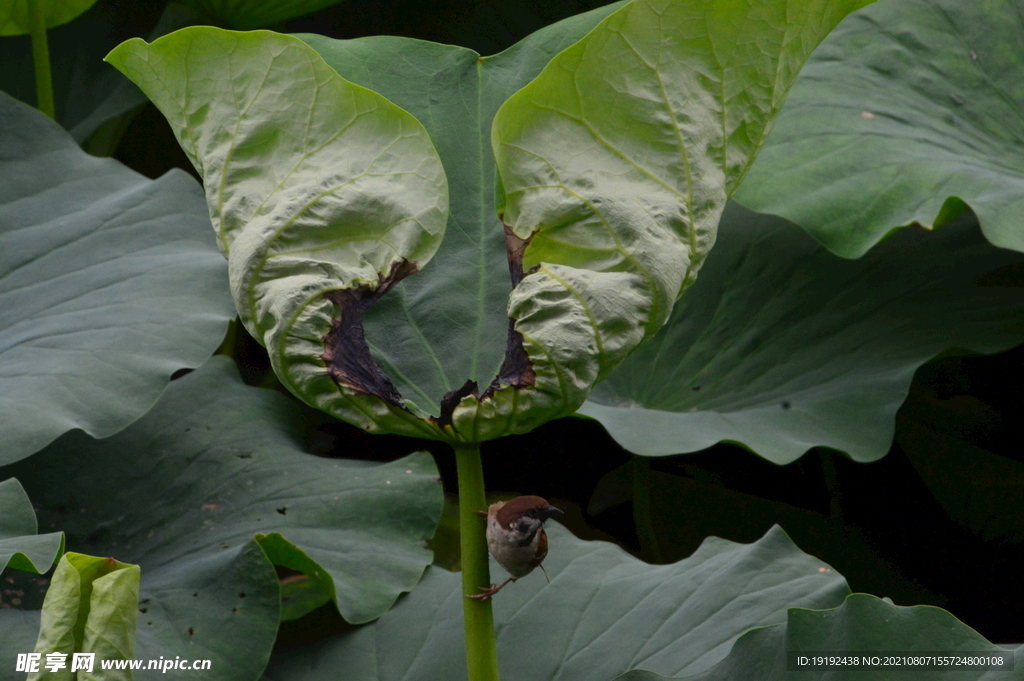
xmin=482 ymin=225 xmax=538 ymax=399
xmin=435 ymin=379 xmax=479 ymax=428
xmin=322 ymin=260 xmax=418 ymax=408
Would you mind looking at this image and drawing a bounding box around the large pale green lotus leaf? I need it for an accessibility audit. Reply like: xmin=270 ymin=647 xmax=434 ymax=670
xmin=111 ymin=0 xmax=866 ymax=444
xmin=262 ymin=524 xmax=850 ymax=680
xmin=106 ymin=28 xmax=451 ymax=441
xmin=0 ymin=92 xmax=234 ymax=466
xmin=580 ymin=204 xmax=1024 ymax=464
xmin=734 ymin=0 xmax=1024 ymax=258
xmin=0 ymin=0 xmax=99 ymax=36
xmin=620 ymin=594 xmax=1019 ymax=681
xmin=0 ymin=357 xmax=443 ymax=680
xmin=180 ymin=0 xmax=346 ymax=30
xmin=0 ymin=478 xmax=63 ymax=576
xmin=29 ymin=553 xmax=140 ymax=681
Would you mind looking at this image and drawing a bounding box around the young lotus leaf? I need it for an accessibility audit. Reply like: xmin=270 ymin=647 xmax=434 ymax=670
xmin=619 ymin=594 xmax=1019 ymax=681
xmin=110 ymin=0 xmax=869 ymax=445
xmin=29 ymin=552 xmax=140 ymax=680
xmin=0 ymin=0 xmax=98 ymax=36
xmin=0 ymin=92 xmax=234 ymax=465
xmin=261 ymin=524 xmax=850 ymax=681
xmin=580 ymin=204 xmax=1024 ymax=464
xmin=0 ymin=477 xmax=63 ymax=576
xmin=0 ymin=357 xmax=443 ymax=680
xmin=735 ymin=0 xmax=1024 ymax=258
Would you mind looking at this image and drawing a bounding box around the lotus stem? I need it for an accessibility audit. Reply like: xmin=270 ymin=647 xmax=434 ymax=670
xmin=453 ymin=441 xmax=500 ymax=681
xmin=27 ymin=0 xmax=55 ymax=119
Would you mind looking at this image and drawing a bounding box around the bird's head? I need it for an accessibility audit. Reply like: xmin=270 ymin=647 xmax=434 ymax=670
xmin=495 ymin=495 xmax=563 ymax=536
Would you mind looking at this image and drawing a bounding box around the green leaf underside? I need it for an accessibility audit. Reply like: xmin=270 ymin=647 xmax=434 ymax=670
xmin=0 ymin=92 xmax=235 ymax=465
xmin=110 ymin=0 xmax=866 ymax=444
xmin=619 ymin=595 xmax=1019 ymax=681
xmin=0 ymin=0 xmax=99 ymax=36
xmin=180 ymin=0 xmax=347 ymax=31
xmin=0 ymin=478 xmax=63 ymax=575
xmin=262 ymin=524 xmax=849 ymax=681
xmin=581 ymin=204 xmax=1024 ymax=464
xmin=0 ymin=357 xmax=443 ymax=680
xmin=30 ymin=552 xmax=140 ymax=681
xmin=735 ymin=0 xmax=1024 ymax=258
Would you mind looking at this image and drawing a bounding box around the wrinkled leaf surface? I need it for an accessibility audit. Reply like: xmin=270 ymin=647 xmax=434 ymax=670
xmin=110 ymin=0 xmax=867 ymax=443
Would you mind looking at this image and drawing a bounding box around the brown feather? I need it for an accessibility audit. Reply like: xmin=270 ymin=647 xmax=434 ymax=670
xmin=494 ymin=495 xmax=550 ymax=530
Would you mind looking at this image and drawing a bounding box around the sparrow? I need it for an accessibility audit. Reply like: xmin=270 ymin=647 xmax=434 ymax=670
xmin=468 ymin=495 xmax=563 ymax=600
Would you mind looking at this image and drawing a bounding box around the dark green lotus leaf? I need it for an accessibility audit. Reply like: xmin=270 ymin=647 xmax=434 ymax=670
xmin=579 ymin=204 xmax=1024 ymax=464
xmin=734 ymin=0 xmax=1024 ymax=258
xmin=0 ymin=92 xmax=234 ymax=466
xmin=618 ymin=594 xmax=1019 ymax=681
xmin=897 ymin=382 xmax=1024 ymax=545
xmin=0 ymin=0 xmax=162 ymax=149
xmin=0 ymin=610 xmax=41 ymax=673
xmin=0 ymin=357 xmax=443 ymax=680
xmin=180 ymin=0 xmax=346 ymax=30
xmin=0 ymin=478 xmax=63 ymax=576
xmin=0 ymin=0 xmax=99 ymax=36
xmin=261 ymin=524 xmax=850 ymax=680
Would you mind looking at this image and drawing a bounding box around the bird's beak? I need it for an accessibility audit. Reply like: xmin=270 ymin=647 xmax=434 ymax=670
xmin=544 ymin=505 xmax=564 ymax=520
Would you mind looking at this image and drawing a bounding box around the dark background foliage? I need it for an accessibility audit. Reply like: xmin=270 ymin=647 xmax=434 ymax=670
xmin=10 ymin=0 xmax=1022 ymax=650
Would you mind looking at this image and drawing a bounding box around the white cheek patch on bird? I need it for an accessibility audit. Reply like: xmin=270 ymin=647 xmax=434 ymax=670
xmin=468 ymin=495 xmax=563 ymax=600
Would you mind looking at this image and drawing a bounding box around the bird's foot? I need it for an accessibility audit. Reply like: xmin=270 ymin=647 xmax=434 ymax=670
xmin=466 ymin=577 xmax=514 ymax=600
xmin=467 ymin=584 xmax=502 ymax=600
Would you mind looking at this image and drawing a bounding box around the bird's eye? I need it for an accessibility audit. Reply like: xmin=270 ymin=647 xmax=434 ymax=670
xmin=527 ymin=509 xmax=538 ymax=518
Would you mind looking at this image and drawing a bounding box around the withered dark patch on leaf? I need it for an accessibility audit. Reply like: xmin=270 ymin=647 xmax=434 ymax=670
xmin=322 ymin=260 xmax=418 ymax=407
xmin=435 ymin=379 xmax=480 ymax=428
xmin=483 ymin=225 xmax=538 ymax=399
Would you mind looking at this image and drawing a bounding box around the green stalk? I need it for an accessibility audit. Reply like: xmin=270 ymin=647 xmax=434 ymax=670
xmin=453 ymin=441 xmax=500 ymax=681
xmin=27 ymin=0 xmax=55 ymax=119
xmin=632 ymin=455 xmax=663 ymax=563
